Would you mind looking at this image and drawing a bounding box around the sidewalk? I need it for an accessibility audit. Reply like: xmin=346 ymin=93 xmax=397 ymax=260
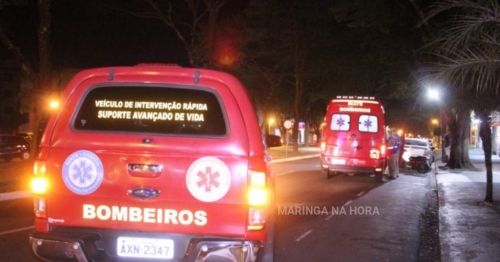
xmin=269 ymin=146 xmax=500 ymax=262
xmin=436 ymin=148 xmax=500 ymax=262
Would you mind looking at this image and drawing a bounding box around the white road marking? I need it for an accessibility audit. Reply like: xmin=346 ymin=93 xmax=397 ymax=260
xmin=325 ymin=200 xmax=354 ymax=220
xmin=295 ymin=229 xmax=313 ymax=242
xmin=0 ymin=226 xmax=35 ymax=236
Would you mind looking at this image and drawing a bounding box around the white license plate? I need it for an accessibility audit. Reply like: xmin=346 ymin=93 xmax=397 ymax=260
xmin=331 ymin=158 xmax=346 ymax=165
xmin=117 ymin=237 xmax=174 ymax=259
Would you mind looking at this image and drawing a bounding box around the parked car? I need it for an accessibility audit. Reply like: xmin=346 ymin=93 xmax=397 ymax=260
xmin=16 ymin=132 xmax=34 ymax=141
xmin=265 ymin=134 xmax=282 ymax=147
xmin=402 ymin=138 xmax=435 ymax=164
xmin=0 ymin=134 xmax=31 ymax=161
xmin=427 ymin=139 xmax=434 ymax=149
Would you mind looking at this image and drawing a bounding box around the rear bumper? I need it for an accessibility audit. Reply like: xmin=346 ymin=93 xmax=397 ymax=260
xmin=320 ymin=155 xmax=386 ymax=174
xmin=402 ymin=153 xmax=433 ymax=163
xmin=30 ymin=230 xmax=264 ymax=262
xmin=323 ymin=165 xmax=382 ymax=174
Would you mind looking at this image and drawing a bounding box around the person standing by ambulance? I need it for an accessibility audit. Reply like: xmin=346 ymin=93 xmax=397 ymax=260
xmin=443 ymin=128 xmax=451 ymax=163
xmin=386 ymin=127 xmax=401 ymax=179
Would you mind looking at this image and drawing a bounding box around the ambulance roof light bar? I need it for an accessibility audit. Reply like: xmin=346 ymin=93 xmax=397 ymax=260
xmin=336 ymin=95 xmax=375 ymax=100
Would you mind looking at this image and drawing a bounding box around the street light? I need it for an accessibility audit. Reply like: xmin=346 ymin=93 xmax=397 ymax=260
xmin=427 ymin=89 xmax=440 ymax=101
xmin=268 ymin=118 xmax=275 ymax=135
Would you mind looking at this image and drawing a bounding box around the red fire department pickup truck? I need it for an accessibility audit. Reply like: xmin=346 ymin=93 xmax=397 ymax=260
xmin=29 ymin=64 xmax=275 ymax=262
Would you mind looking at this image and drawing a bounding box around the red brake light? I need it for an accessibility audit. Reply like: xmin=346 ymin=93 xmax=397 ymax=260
xmin=247 ymin=170 xmax=269 ymax=230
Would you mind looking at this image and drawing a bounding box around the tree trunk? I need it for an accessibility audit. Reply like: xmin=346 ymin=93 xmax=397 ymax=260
xmin=31 ymin=0 xmax=52 ymax=155
xmin=39 ymin=0 xmax=52 ymax=92
xmin=288 ymin=0 xmax=308 ymax=153
xmin=206 ymin=7 xmax=218 ymax=68
xmin=447 ymin=108 xmax=475 ymax=169
xmin=292 ymin=65 xmax=304 ymax=153
xmin=0 ymin=1 xmax=52 ymax=157
xmin=476 ymin=110 xmax=494 ymax=203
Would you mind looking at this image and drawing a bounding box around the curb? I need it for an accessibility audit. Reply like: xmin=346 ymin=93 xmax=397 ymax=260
xmin=0 ymin=190 xmax=31 ymax=201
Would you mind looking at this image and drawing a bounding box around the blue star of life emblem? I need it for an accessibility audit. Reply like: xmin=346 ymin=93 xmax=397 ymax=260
xmin=336 ymin=118 xmax=345 ymax=127
xmin=363 ymin=119 xmax=372 ymax=128
xmin=62 ymin=150 xmax=103 ymax=195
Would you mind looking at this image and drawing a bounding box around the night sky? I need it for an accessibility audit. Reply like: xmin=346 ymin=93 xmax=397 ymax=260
xmin=52 ymin=1 xmax=188 ymax=68
xmin=0 ymin=1 xmax=441 ymax=137
xmin=0 ymin=0 xmax=205 ymax=69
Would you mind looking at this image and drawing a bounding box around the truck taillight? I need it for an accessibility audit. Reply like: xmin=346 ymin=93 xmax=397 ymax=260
xmin=31 ymin=177 xmax=48 ymax=194
xmin=32 ymin=160 xmax=48 ymax=219
xmin=247 ymin=170 xmax=269 ymax=230
xmin=247 ymin=171 xmax=268 ymax=206
xmin=248 ymin=187 xmax=267 ymax=206
xmin=32 ymin=160 xmax=48 ymax=194
xmin=33 ymin=196 xmax=47 ymax=218
xmin=248 ymin=208 xmax=266 ymax=230
xmin=248 ymin=172 xmax=267 ymax=206
xmin=34 ymin=161 xmax=46 ymax=176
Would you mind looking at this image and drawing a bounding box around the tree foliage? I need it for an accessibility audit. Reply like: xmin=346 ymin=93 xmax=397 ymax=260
xmin=424 ymin=0 xmax=500 ymax=94
xmin=97 ymin=0 xmax=229 ymax=67
xmin=241 ymin=0 xmax=344 ymax=149
xmin=0 ymin=0 xmax=52 ymax=155
xmin=329 ymin=0 xmax=428 ymax=128
xmin=240 ymin=0 xmax=439 ymax=146
xmin=422 ymin=0 xmax=500 ymax=203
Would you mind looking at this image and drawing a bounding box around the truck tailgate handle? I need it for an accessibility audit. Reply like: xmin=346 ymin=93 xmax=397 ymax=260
xmin=127 ymin=164 xmax=163 ymax=178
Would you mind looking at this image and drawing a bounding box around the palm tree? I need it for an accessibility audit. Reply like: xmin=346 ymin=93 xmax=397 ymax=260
xmin=423 ymin=0 xmax=500 ymax=203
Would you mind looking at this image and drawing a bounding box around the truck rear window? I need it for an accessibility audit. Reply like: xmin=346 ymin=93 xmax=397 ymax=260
xmin=73 ymin=85 xmax=227 ymax=136
xmin=405 ymin=139 xmax=427 ymax=147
